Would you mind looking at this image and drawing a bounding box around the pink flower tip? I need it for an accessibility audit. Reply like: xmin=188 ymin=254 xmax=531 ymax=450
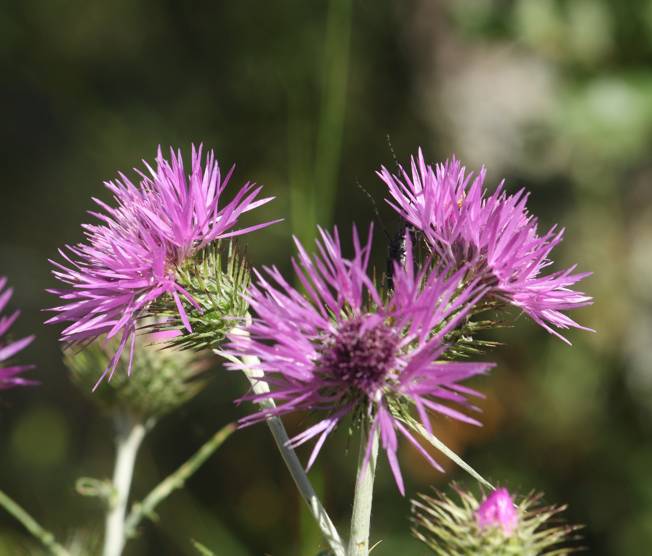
xmin=475 ymin=488 xmax=519 ymax=536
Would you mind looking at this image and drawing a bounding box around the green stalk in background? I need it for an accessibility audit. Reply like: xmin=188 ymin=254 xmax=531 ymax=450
xmin=0 ymin=489 xmax=70 ymax=556
xmin=289 ymin=0 xmax=353 ymax=245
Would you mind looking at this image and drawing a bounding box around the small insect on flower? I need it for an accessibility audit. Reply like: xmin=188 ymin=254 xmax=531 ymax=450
xmin=225 ymin=224 xmax=494 ymax=494
xmin=47 ymin=145 xmax=280 ymax=388
xmin=0 ymin=277 xmax=36 ymax=390
xmin=378 ymin=150 xmax=593 ymax=344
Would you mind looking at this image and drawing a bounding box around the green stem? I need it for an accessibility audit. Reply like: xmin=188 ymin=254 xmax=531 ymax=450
xmin=0 ymin=489 xmax=70 ymax=556
xmin=219 ymin=327 xmax=346 ymax=556
xmin=103 ymin=412 xmax=147 ymax=556
xmin=347 ymin=426 xmax=379 ymax=556
xmin=124 ymin=422 xmax=236 ymax=538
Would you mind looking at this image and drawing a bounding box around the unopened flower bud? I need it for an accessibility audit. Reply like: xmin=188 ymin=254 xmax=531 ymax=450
xmin=412 ymin=484 xmax=580 ymax=555
xmin=475 ymin=488 xmax=519 ymax=536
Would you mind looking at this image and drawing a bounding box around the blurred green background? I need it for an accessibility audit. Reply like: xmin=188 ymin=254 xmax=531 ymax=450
xmin=1 ymin=1 xmax=651 ymax=554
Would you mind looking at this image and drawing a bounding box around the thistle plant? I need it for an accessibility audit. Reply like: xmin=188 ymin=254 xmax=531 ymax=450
xmin=411 ymin=486 xmax=581 ymax=555
xmin=224 ymin=226 xmax=495 ymax=492
xmin=63 ymin=330 xmax=225 ymax=556
xmin=47 ymin=145 xmax=279 ymax=386
xmin=222 ymin=225 xmax=501 ymax=554
xmin=43 ymin=145 xmax=344 ymax=556
xmin=378 ymin=150 xmax=593 ymax=343
xmin=0 ymin=143 xmax=592 ymax=556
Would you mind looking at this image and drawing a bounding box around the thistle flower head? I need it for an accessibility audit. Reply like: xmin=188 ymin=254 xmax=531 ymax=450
xmin=47 ymin=145 xmax=278 ymax=386
xmin=224 ymin=225 xmax=494 ymax=493
xmin=412 ymin=485 xmax=581 ymax=555
xmin=378 ymin=150 xmax=593 ymax=344
xmin=0 ymin=277 xmax=36 ymax=390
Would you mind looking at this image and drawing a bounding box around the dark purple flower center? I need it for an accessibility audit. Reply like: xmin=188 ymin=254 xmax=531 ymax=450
xmin=315 ymin=317 xmax=399 ymax=394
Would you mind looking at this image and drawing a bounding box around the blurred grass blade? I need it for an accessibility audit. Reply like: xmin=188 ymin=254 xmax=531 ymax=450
xmin=289 ymin=0 xmax=352 ymax=246
xmin=314 ymin=0 xmax=353 ymax=223
xmin=191 ymin=539 xmax=216 ymax=556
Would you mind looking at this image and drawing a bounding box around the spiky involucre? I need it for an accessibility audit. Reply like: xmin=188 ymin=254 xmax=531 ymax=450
xmin=411 ymin=486 xmax=581 ymax=556
xmin=47 ymin=145 xmax=278 ymax=386
xmin=378 ymin=150 xmax=593 ymax=344
xmin=148 ymin=241 xmax=250 ymax=351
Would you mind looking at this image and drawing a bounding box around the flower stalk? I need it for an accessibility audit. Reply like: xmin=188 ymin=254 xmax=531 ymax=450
xmin=219 ymin=327 xmax=346 ymax=556
xmin=103 ymin=412 xmax=147 ymax=556
xmin=348 ymin=426 xmax=379 ymax=556
xmin=124 ymin=422 xmax=236 ymax=538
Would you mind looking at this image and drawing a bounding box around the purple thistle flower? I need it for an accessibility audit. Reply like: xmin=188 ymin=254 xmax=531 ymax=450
xmin=378 ymin=149 xmax=593 ymax=344
xmin=0 ymin=277 xmax=36 ymax=390
xmin=47 ymin=145 xmax=279 ymax=387
xmin=475 ymin=488 xmax=519 ymax=536
xmin=225 ymin=225 xmax=494 ymax=494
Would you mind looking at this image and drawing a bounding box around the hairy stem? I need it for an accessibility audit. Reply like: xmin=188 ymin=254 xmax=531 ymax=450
xmin=124 ymin=422 xmax=236 ymax=538
xmin=348 ymin=426 xmax=379 ymax=556
xmin=0 ymin=489 xmax=70 ymax=556
xmin=219 ymin=328 xmax=346 ymax=556
xmin=102 ymin=412 xmax=147 ymax=556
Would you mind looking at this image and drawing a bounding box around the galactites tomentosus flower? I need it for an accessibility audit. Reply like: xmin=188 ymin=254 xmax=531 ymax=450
xmin=378 ymin=150 xmax=593 ymax=344
xmin=411 ymin=485 xmax=581 ymax=556
xmin=47 ymin=145 xmax=279 ymax=387
xmin=0 ymin=277 xmax=36 ymax=390
xmin=224 ymin=225 xmax=495 ymax=494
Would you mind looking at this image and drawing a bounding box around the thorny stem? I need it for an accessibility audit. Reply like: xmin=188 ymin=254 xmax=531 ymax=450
xmin=102 ymin=412 xmax=147 ymax=556
xmin=0 ymin=489 xmax=70 ymax=556
xmin=124 ymin=422 xmax=236 ymax=538
xmin=347 ymin=426 xmax=379 ymax=556
xmin=220 ymin=327 xmax=346 ymax=556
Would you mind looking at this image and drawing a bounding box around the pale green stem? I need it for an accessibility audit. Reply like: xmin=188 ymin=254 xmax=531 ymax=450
xmin=348 ymin=426 xmax=379 ymax=556
xmin=124 ymin=422 xmax=236 ymax=538
xmin=218 ymin=327 xmax=346 ymax=556
xmin=102 ymin=412 xmax=147 ymax=556
xmin=0 ymin=489 xmax=70 ymax=556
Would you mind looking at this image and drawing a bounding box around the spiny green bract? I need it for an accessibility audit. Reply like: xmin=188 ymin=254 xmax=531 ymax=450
xmin=150 ymin=241 xmax=250 ymax=351
xmin=411 ymin=486 xmax=581 ymax=556
xmin=64 ymin=334 xmax=210 ymax=421
xmin=444 ymin=301 xmax=508 ymax=361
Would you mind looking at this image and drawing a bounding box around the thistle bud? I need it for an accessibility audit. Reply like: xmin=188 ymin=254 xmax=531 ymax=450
xmin=411 ymin=485 xmax=581 ymax=556
xmin=64 ymin=329 xmax=210 ymax=422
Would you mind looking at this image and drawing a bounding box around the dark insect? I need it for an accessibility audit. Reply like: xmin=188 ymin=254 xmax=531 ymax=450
xmin=355 ymin=179 xmax=410 ymax=292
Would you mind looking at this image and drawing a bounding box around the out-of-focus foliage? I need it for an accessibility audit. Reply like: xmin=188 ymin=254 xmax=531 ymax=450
xmin=0 ymin=0 xmax=650 ymax=554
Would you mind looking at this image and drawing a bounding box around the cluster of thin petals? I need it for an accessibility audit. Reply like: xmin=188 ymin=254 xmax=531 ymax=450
xmin=226 ymin=225 xmax=494 ymax=493
xmin=47 ymin=145 xmax=277 ymax=385
xmin=378 ymin=149 xmax=592 ymax=343
xmin=0 ymin=277 xmax=36 ymax=390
